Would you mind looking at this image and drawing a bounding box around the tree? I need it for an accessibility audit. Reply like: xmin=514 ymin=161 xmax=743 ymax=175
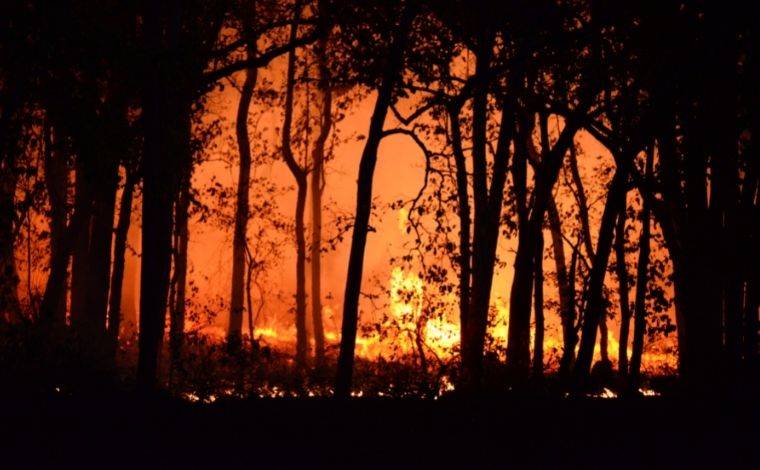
xmin=628 ymin=144 xmax=653 ymax=393
xmin=309 ymin=34 xmax=332 ymax=366
xmin=280 ymin=0 xmax=310 ymax=369
xmin=137 ymin=0 xmax=184 ymax=393
xmin=137 ymin=0 xmax=315 ymax=391
xmin=335 ymin=1 xmax=418 ymax=397
xmin=229 ymin=63 xmax=258 ymax=347
xmin=614 ymin=193 xmax=631 ymax=381
xmin=107 ymin=159 xmax=140 ymax=356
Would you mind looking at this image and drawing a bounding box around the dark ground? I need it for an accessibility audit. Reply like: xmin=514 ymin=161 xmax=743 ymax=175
xmin=1 ymin=390 xmax=758 ymax=469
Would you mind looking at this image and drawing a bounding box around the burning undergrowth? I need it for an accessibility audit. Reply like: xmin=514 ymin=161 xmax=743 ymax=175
xmin=125 ymin=325 xmax=670 ymax=402
xmin=0 ymin=318 xmax=671 ymax=401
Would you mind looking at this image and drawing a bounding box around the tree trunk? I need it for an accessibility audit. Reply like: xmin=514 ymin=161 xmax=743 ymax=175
xmin=136 ymin=0 xmax=182 ymax=393
xmin=310 ymin=37 xmax=331 ymax=365
xmin=599 ymin=310 xmax=609 ymax=363
xmin=460 ymin=32 xmax=514 ymax=391
xmin=81 ymin=151 xmax=120 ymax=359
xmin=507 ymin=118 xmax=581 ymax=382
xmin=107 ymin=166 xmax=138 ymax=354
xmin=69 ymin=158 xmax=92 ymax=327
xmin=570 ymin=144 xmax=612 ymax=366
xmin=547 ymin=198 xmax=576 ymax=378
xmin=572 ymin=169 xmax=627 ymax=387
xmin=569 ymin=145 xmax=595 ymax=260
xmin=80 ymin=156 xmax=119 ymax=374
xmin=39 ymin=205 xmax=88 ymax=326
xmin=459 ymin=29 xmax=495 ymax=390
xmin=615 ymin=201 xmax=631 ymax=380
xmin=170 ymin=160 xmax=191 ymax=374
xmin=0 ymin=153 xmax=21 ymax=322
xmin=0 ymin=81 xmax=23 ymax=323
xmin=42 ymin=121 xmax=68 ymax=324
xmin=120 ymin=218 xmax=140 ymax=339
xmin=335 ymin=5 xmax=415 ymax=397
xmin=280 ymin=6 xmax=309 ymax=368
xmin=448 ymin=104 xmax=471 ymax=355
xmin=532 ymin=230 xmax=545 ymax=381
xmin=293 ymin=179 xmax=308 ymax=368
xmin=628 ymin=150 xmax=652 ymax=393
xmin=229 ymin=65 xmax=257 ymax=347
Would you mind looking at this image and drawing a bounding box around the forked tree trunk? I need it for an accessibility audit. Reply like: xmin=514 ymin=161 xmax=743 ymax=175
xmin=572 ymin=169 xmax=627 ymax=387
xmin=460 ymin=32 xmax=513 ymax=390
xmin=507 ymin=118 xmax=581 ymax=383
xmin=547 ymin=198 xmax=576 ymax=378
xmin=569 ymin=145 xmax=611 ymax=364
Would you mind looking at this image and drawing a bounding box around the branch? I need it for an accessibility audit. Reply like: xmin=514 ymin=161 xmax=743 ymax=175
xmin=390 ymin=100 xmax=438 ymax=126
xmin=209 ymin=18 xmax=321 ymax=59
xmin=204 ymin=28 xmax=319 ymax=84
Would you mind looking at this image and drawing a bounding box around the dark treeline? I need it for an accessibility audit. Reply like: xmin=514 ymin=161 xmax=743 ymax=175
xmin=0 ymin=0 xmax=757 ymax=399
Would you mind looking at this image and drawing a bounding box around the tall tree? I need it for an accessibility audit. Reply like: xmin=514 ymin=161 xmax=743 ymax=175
xmin=532 ymin=229 xmax=545 ymax=380
xmin=335 ymin=2 xmax=417 ymax=397
xmin=137 ymin=0 xmax=184 ymax=392
xmin=507 ymin=119 xmax=583 ymax=382
xmin=280 ymin=0 xmax=311 ymax=369
xmin=41 ymin=119 xmax=69 ymax=325
xmin=615 ymin=193 xmax=631 ymax=380
xmin=628 ymin=145 xmax=653 ymax=393
xmin=107 ymin=162 xmax=139 ymax=354
xmin=309 ymin=34 xmax=332 ymax=365
xmin=547 ymin=196 xmax=578 ymax=378
xmin=169 ymin=135 xmax=192 ymax=376
xmin=228 ymin=64 xmax=258 ymax=347
xmin=566 ymin=145 xmax=611 ymax=364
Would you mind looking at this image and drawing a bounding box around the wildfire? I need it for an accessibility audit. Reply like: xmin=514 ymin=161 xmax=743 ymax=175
xmin=185 ymin=264 xmax=676 ymax=376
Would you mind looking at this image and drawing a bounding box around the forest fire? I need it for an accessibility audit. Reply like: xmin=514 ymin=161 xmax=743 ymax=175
xmin=1 ymin=0 xmax=757 ymax=418
xmin=4 ymin=3 xmax=760 ymax=468
xmin=183 ymin=255 xmax=677 ymax=396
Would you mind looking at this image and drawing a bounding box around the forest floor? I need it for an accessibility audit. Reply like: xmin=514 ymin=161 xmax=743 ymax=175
xmin=1 ymin=389 xmax=758 ymax=469
xmin=1 ymin=331 xmax=756 ymax=468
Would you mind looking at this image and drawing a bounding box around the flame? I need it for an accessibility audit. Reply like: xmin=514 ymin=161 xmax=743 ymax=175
xmin=597 ymin=331 xmax=678 ymax=374
xmin=492 ymin=299 xmax=510 ymax=344
xmin=385 ymin=267 xmax=463 ymax=359
xmin=182 ymin=262 xmax=676 ymax=377
xmin=255 ymin=327 xmax=279 ymax=340
xmin=424 ymin=319 xmax=460 ymax=357
xmin=398 ymin=208 xmax=410 ymax=234
xmin=389 ymin=266 xmax=424 ymax=326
